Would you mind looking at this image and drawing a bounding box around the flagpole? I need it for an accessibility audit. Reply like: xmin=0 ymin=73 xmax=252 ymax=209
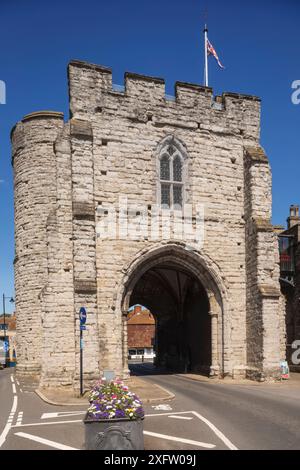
xmin=204 ymin=24 xmax=208 ymax=87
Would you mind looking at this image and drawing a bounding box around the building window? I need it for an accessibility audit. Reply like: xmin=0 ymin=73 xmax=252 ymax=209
xmin=159 ymin=141 xmax=185 ymax=209
xmin=129 ymin=349 xmax=136 ymax=356
xmin=160 ymin=155 xmax=170 ymax=180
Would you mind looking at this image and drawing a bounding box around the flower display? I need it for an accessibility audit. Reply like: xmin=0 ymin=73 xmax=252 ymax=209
xmin=87 ymin=378 xmax=144 ymax=420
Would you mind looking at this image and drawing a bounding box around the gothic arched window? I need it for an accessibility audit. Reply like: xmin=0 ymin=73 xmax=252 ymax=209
xmin=159 ymin=142 xmax=185 ymax=209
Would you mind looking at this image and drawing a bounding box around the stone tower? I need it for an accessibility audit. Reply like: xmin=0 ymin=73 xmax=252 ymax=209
xmin=12 ymin=60 xmax=285 ymax=391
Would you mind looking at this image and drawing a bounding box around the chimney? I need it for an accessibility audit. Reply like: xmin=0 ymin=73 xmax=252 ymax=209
xmin=287 ymin=205 xmax=300 ymax=229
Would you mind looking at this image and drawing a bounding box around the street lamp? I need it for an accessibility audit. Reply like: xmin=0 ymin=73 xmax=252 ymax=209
xmin=2 ymin=294 xmax=15 ymax=367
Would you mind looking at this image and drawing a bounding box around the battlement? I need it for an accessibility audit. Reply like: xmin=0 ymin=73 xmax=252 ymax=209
xmin=68 ymin=59 xmax=260 ymax=101
xmin=68 ymin=59 xmax=261 ymax=128
xmin=11 ymin=60 xmax=261 ymax=149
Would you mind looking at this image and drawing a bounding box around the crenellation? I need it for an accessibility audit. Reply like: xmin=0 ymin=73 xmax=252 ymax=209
xmin=175 ymin=81 xmax=212 ymax=108
xmin=68 ymin=61 xmax=261 ymax=140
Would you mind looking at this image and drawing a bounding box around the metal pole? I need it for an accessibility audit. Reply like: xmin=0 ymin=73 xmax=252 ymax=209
xmin=204 ymin=24 xmax=208 ymax=87
xmin=3 ymin=294 xmax=5 ymax=336
xmin=80 ymin=327 xmax=83 ymax=396
xmin=3 ymin=294 xmax=6 ymax=367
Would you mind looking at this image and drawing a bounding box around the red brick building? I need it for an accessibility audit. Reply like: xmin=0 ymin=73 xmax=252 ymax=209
xmin=127 ymin=306 xmax=155 ymax=359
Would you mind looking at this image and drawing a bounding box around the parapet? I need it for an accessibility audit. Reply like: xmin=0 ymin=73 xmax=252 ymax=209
xmin=68 ymin=59 xmax=261 ymax=129
xmin=124 ymin=71 xmax=165 ymax=101
xmin=11 ymin=110 xmax=63 ymax=140
xmin=22 ymin=110 xmax=64 ymax=122
xmin=175 ymin=81 xmax=212 ymax=107
xmin=222 ymin=92 xmax=260 ymax=103
xmin=11 ymin=110 xmax=64 ymax=165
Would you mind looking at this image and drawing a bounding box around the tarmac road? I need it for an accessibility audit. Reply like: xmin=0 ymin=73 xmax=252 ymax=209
xmin=1 ymin=365 xmax=300 ymax=450
xmin=130 ymin=363 xmax=300 ymax=450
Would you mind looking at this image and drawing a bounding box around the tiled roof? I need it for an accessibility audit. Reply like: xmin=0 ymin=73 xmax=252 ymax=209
xmin=127 ymin=310 xmax=155 ymax=325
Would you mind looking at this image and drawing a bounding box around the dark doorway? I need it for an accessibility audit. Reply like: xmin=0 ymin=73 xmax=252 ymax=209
xmin=128 ymin=262 xmax=211 ymax=375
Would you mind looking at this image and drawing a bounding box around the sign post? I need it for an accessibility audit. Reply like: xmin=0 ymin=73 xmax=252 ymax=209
xmin=79 ymin=307 xmax=87 ymax=396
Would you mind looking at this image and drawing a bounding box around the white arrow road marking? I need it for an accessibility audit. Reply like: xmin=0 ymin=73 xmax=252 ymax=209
xmin=11 ymin=409 xmax=237 ymax=451
xmin=168 ymin=415 xmax=193 ymax=420
xmin=41 ymin=411 xmax=85 ymax=420
xmin=145 ymin=411 xmax=194 ymax=417
xmin=14 ymin=432 xmax=79 ymax=450
xmin=0 ymin=395 xmax=18 ymax=448
xmin=12 ymin=419 xmax=83 ymax=428
xmin=192 ymin=411 xmax=238 ymax=451
xmin=143 ymin=430 xmax=215 ymax=449
xmin=146 ymin=410 xmax=238 ymax=450
xmin=152 ymin=404 xmax=172 ymax=411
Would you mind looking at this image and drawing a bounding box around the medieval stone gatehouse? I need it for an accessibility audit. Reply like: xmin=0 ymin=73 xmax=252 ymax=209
xmin=12 ymin=60 xmax=285 ymax=391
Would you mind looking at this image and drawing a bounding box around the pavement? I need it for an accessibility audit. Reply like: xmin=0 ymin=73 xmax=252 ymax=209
xmin=35 ymin=375 xmax=175 ymax=406
xmin=2 ymin=364 xmax=300 ymax=450
xmin=130 ymin=362 xmax=300 ymax=386
xmin=176 ymin=372 xmax=300 ymax=386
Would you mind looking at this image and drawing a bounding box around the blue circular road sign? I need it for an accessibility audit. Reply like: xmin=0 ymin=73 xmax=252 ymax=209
xmin=79 ymin=307 xmax=87 ymax=325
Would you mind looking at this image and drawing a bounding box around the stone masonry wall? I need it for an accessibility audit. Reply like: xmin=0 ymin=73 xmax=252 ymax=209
xmin=67 ymin=61 xmax=261 ymax=379
xmin=244 ymin=147 xmax=284 ymax=379
xmin=70 ymin=119 xmax=100 ymax=391
xmin=40 ymin=123 xmax=77 ymax=388
xmin=12 ymin=60 xmax=285 ymax=389
xmin=12 ymin=112 xmax=64 ymax=377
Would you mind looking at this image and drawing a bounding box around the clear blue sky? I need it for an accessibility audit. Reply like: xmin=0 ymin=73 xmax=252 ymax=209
xmin=1 ymin=0 xmax=299 ymax=312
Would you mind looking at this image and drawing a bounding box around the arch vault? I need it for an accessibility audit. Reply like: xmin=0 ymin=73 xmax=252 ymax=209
xmin=119 ymin=244 xmax=229 ymax=378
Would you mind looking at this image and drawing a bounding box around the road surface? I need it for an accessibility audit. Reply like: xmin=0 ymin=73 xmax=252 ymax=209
xmin=1 ymin=365 xmax=300 ymax=450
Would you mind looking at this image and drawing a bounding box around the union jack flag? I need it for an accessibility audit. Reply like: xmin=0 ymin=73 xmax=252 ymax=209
xmin=207 ymin=38 xmax=225 ymax=69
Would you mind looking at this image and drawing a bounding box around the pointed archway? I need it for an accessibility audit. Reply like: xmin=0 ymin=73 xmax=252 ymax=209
xmin=119 ymin=243 xmax=227 ymax=377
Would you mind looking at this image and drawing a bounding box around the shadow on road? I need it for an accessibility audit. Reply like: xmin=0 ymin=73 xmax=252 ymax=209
xmin=129 ymin=361 xmax=209 ymax=379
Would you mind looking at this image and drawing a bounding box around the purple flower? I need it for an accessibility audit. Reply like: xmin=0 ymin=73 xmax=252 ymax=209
xmin=87 ymin=378 xmax=144 ymax=420
xmin=115 ymin=409 xmax=126 ymax=418
xmin=135 ymin=407 xmax=144 ymax=417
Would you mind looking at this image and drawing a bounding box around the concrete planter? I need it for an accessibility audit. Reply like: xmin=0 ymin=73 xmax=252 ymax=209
xmin=84 ymin=413 xmax=144 ymax=450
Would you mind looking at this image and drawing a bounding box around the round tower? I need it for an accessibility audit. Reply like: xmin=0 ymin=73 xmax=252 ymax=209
xmin=11 ymin=111 xmax=64 ymax=378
